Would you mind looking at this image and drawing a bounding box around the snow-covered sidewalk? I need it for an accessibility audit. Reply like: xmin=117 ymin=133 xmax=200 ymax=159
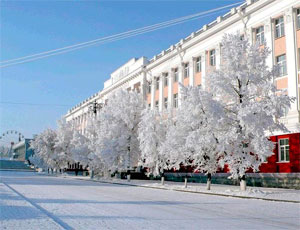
xmin=56 ymin=174 xmax=300 ymax=203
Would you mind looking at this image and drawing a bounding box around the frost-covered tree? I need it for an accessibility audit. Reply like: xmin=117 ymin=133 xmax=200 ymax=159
xmin=159 ymin=108 xmax=191 ymax=183
xmin=182 ymin=86 xmax=226 ymax=190
xmin=30 ymin=129 xmax=57 ymax=171
xmin=54 ymin=119 xmax=75 ymax=170
xmin=70 ymin=131 xmax=91 ymax=169
xmin=94 ymin=89 xmax=144 ymax=179
xmin=85 ymin=117 xmax=105 ymax=175
xmin=160 ymin=86 xmax=225 ymax=189
xmin=138 ymin=108 xmax=169 ymax=180
xmin=208 ymin=33 xmax=293 ymax=190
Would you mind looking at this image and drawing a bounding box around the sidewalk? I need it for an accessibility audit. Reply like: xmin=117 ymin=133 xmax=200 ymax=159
xmin=53 ymin=173 xmax=300 ymax=203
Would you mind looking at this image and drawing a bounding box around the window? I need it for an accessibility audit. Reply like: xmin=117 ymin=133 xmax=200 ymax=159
xmin=278 ymin=139 xmax=289 ymax=162
xmin=210 ymin=49 xmax=216 ymax=66
xmin=282 ymin=106 xmax=289 ymax=117
xmin=148 ymin=84 xmax=151 ymax=94
xmin=276 ymin=54 xmax=287 ymax=77
xmin=164 ymin=74 xmax=168 ymax=87
xmin=164 ymin=97 xmax=168 ymax=109
xmin=174 ymin=68 xmax=178 ymax=82
xmin=297 ymin=9 xmax=300 ymax=29
xmin=148 ymin=103 xmax=151 ymax=108
xmin=174 ymin=93 xmax=178 ymax=108
xmin=156 ymin=77 xmax=160 ymax=90
xmin=255 ymin=26 xmax=264 ymax=45
xmin=298 ymin=48 xmax=300 ymax=69
xmin=275 ymin=16 xmax=285 ymax=38
xmin=196 ymin=57 xmax=201 ymax=72
xmin=184 ymin=63 xmax=189 ymax=78
xmin=155 ymin=100 xmax=159 ymax=109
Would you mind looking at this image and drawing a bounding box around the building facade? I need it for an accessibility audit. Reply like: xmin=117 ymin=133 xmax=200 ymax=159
xmin=12 ymin=139 xmax=34 ymax=161
xmin=65 ymin=0 xmax=300 ymax=173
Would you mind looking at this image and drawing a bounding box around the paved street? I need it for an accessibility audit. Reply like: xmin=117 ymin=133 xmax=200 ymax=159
xmin=1 ymin=171 xmax=300 ymax=230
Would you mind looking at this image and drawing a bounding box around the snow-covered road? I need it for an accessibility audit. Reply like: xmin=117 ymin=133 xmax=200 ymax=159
xmin=1 ymin=171 xmax=299 ymax=230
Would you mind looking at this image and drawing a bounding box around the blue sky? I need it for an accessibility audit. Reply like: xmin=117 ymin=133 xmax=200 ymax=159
xmin=0 ymin=0 xmax=242 ymax=138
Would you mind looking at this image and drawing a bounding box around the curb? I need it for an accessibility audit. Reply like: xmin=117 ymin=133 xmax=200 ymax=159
xmin=0 ymin=169 xmax=35 ymax=172
xmin=61 ymin=176 xmax=300 ymax=204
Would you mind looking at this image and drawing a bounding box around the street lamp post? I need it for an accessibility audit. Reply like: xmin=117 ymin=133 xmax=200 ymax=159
xmin=89 ymin=100 xmax=103 ymax=115
xmin=88 ymin=100 xmax=103 ymax=179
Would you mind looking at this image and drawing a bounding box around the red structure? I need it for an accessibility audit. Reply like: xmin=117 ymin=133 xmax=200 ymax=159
xmin=259 ymin=133 xmax=300 ymax=173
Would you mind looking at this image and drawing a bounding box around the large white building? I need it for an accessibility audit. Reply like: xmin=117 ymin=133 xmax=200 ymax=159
xmin=65 ymin=0 xmax=300 ymax=173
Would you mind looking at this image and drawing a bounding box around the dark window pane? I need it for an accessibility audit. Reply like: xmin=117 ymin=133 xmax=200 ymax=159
xmin=279 ymin=139 xmax=284 ymax=145
xmin=285 ymin=139 xmax=289 ymax=145
xmin=280 ymin=148 xmax=284 ymax=161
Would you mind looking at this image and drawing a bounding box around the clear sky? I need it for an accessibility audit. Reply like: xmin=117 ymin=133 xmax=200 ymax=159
xmin=0 ymin=0 xmax=242 ymax=138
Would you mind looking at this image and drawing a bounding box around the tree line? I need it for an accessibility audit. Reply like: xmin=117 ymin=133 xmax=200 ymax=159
xmin=30 ymin=34 xmax=293 ymax=191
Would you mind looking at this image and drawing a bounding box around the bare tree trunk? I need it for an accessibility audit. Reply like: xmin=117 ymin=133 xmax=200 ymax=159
xmin=90 ymin=170 xmax=94 ymax=179
xmin=127 ymin=170 xmax=131 ymax=182
xmin=161 ymin=170 xmax=165 ymax=185
xmin=206 ymin=173 xmax=212 ymax=190
xmin=240 ymin=174 xmax=246 ymax=191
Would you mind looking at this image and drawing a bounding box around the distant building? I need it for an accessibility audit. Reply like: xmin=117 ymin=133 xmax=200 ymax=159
xmin=12 ymin=139 xmax=34 ymax=161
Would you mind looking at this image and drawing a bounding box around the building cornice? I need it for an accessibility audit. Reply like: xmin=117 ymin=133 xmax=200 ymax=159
xmin=146 ymin=0 xmax=275 ymax=70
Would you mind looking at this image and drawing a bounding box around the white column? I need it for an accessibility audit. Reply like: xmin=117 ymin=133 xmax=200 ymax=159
xmin=264 ymin=18 xmax=274 ymax=69
xmin=80 ymin=115 xmax=83 ymax=134
xmin=178 ymin=63 xmax=184 ymax=107
xmin=150 ymin=78 xmax=156 ymax=110
xmin=168 ymin=70 xmax=174 ymax=109
xmin=201 ymin=52 xmax=207 ymax=89
xmin=141 ymin=70 xmax=147 ymax=101
xmin=159 ymin=74 xmax=164 ymax=111
xmin=189 ymin=58 xmax=195 ymax=87
xmin=82 ymin=114 xmax=86 ymax=135
xmin=285 ymin=8 xmax=298 ymax=115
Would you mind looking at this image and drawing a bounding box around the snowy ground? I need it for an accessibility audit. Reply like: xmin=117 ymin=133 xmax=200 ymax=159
xmin=84 ymin=177 xmax=300 ymax=203
xmin=1 ymin=171 xmax=300 ymax=230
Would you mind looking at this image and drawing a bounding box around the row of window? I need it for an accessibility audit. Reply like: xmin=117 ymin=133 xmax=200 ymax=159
xmin=255 ymin=9 xmax=300 ymax=46
xmin=148 ymin=54 xmax=215 ymax=93
xmin=255 ymin=21 xmax=288 ymax=78
xmin=148 ymin=10 xmax=300 ymax=94
xmin=255 ymin=17 xmax=284 ymax=46
xmin=149 ymin=53 xmax=287 ymax=94
xmin=150 ymin=93 xmax=178 ymax=109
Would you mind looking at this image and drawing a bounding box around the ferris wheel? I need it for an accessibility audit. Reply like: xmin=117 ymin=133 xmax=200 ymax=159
xmin=0 ymin=130 xmax=25 ymax=158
